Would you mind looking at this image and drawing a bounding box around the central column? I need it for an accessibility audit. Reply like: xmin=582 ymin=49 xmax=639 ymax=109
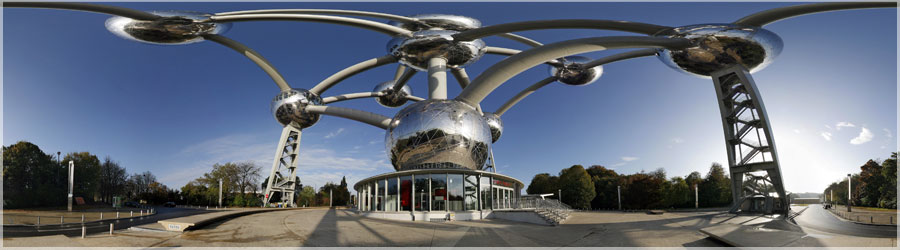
xmin=427 ymin=57 xmax=448 ymax=99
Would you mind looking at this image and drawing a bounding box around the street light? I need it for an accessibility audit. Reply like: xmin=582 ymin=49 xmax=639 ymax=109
xmin=847 ymin=174 xmax=852 ymax=212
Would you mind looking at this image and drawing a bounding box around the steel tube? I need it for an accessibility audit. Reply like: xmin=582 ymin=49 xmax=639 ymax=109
xmin=494 ymin=77 xmax=557 ymax=116
xmin=496 ymin=33 xmax=543 ymax=47
xmin=3 ymin=2 xmax=160 ymax=20
xmin=214 ymin=9 xmax=419 ymax=24
xmin=734 ymin=2 xmax=897 ymax=27
xmin=394 ymin=65 xmax=407 ymax=80
xmin=321 ymin=92 xmax=385 ymax=104
xmin=202 ymin=34 xmax=291 ymax=91
xmin=427 ymin=57 xmax=448 ymax=99
xmin=452 ymin=20 xmax=672 ymax=41
xmin=450 ymin=68 xmax=471 ymax=89
xmin=406 ymin=95 xmax=425 ymax=102
xmin=310 ymin=55 xmax=399 ymax=94
xmin=209 ymin=14 xmax=413 ymax=37
xmin=485 ymin=47 xmax=561 ymax=66
xmin=305 ymin=105 xmax=392 ymax=129
xmin=391 ymin=68 xmax=418 ymax=92
xmin=456 ymin=36 xmax=692 ymax=106
xmin=582 ymin=48 xmax=658 ymax=68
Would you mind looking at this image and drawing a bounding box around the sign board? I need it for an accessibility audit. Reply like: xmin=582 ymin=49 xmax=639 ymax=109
xmin=168 ymin=224 xmax=182 ymax=230
xmin=75 ymin=197 xmax=85 ymax=205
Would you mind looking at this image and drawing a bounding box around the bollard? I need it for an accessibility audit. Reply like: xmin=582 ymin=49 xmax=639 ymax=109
xmin=110 ymin=223 xmax=114 ymax=235
xmin=37 ymin=216 xmax=40 ymax=225
xmin=100 ymin=212 xmax=103 ymax=220
xmin=82 ymin=214 xmax=85 ymax=223
xmin=140 ymin=210 xmax=143 ymax=216
xmin=206 ymin=206 xmax=209 ymax=210
xmin=117 ymin=212 xmax=120 ymax=219
xmin=82 ymin=226 xmax=86 ymax=238
xmin=130 ymin=211 xmax=133 ymax=217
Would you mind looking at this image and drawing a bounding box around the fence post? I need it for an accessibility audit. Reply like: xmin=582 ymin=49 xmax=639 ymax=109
xmin=37 ymin=216 xmax=40 ymax=225
xmin=100 ymin=212 xmax=103 ymax=220
xmin=117 ymin=212 xmax=120 ymax=219
xmin=82 ymin=226 xmax=86 ymax=238
xmin=109 ymin=223 xmax=114 ymax=235
xmin=82 ymin=214 xmax=85 ymax=223
xmin=130 ymin=211 xmax=133 ymax=217
xmin=140 ymin=210 xmax=143 ymax=216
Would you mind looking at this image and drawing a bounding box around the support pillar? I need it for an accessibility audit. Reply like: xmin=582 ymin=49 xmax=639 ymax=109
xmin=263 ymin=125 xmax=304 ymax=207
xmin=712 ymin=65 xmax=788 ymax=217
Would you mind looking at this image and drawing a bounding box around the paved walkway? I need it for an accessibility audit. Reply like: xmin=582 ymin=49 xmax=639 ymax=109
xmin=3 ymin=208 xmax=896 ymax=247
xmin=828 ymin=205 xmax=898 ymax=225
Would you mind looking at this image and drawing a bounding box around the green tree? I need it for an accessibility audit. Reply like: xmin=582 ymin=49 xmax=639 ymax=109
xmin=879 ymin=153 xmax=897 ymax=208
xmin=858 ymin=159 xmax=885 ymax=207
xmin=526 ymin=173 xmax=558 ymax=195
xmin=99 ymin=156 xmax=128 ymax=203
xmin=558 ymin=165 xmax=595 ymax=209
xmin=2 ymin=141 xmax=64 ymax=208
xmin=666 ymin=177 xmax=692 ymax=208
xmin=63 ymin=152 xmax=102 ymax=201
xmin=297 ymin=186 xmax=316 ymax=207
xmin=698 ymin=163 xmax=731 ymax=207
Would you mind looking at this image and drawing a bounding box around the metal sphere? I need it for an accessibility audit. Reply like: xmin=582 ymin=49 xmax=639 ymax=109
xmin=386 ymin=99 xmax=492 ymax=171
xmin=270 ymin=88 xmax=322 ymax=129
xmin=388 ymin=14 xmax=482 ymax=31
xmin=372 ymin=80 xmax=413 ymax=108
xmin=105 ymin=11 xmax=230 ymax=45
xmin=387 ymin=30 xmax=487 ymax=71
xmin=656 ymin=23 xmax=783 ymax=77
xmin=548 ymin=56 xmax=603 ymax=86
xmin=483 ymin=112 xmax=503 ymax=143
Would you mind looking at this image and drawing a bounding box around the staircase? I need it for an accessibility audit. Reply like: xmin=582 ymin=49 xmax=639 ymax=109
xmin=517 ymin=197 xmax=571 ymax=226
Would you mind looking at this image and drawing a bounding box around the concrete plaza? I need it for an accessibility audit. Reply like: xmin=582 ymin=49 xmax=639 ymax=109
xmin=3 ymin=207 xmax=896 ymax=247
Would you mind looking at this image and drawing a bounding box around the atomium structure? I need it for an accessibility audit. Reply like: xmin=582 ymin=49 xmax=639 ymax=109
xmin=6 ymin=2 xmax=895 ymax=218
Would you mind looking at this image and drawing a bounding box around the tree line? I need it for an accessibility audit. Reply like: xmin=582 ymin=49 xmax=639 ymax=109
xmin=526 ymin=163 xmax=732 ymax=210
xmin=3 ymin=141 xmax=176 ymax=208
xmin=823 ymin=152 xmax=897 ymax=209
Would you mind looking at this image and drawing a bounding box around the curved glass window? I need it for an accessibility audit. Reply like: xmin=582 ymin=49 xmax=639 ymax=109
xmin=400 ymin=175 xmax=412 ymax=211
xmin=386 ymin=177 xmax=398 ymax=211
xmin=377 ymin=179 xmax=385 ymax=211
xmin=448 ymin=174 xmax=464 ymax=211
xmin=415 ymin=175 xmax=429 ymax=211
xmin=431 ymin=174 xmax=446 ymax=211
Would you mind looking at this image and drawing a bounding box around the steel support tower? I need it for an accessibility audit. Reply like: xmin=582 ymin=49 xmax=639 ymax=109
xmin=262 ymin=125 xmax=303 ymax=207
xmin=711 ymin=65 xmax=788 ymax=216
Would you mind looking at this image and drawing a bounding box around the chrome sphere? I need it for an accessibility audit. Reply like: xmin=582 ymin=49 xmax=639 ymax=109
xmin=387 ymin=30 xmax=487 ymax=71
xmin=483 ymin=112 xmax=503 ymax=143
xmin=386 ymin=99 xmax=492 ymax=171
xmin=548 ymin=56 xmax=603 ymax=86
xmin=271 ymin=88 xmax=322 ymax=129
xmin=389 ymin=14 xmax=482 ymax=31
xmin=373 ymin=80 xmax=413 ymax=108
xmin=105 ymin=11 xmax=230 ymax=45
xmin=656 ymin=24 xmax=783 ymax=77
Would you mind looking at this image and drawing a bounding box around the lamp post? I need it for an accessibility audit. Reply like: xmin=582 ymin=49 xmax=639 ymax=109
xmin=558 ymin=189 xmax=562 ymax=205
xmin=219 ymin=179 xmax=223 ymax=208
xmin=617 ymin=185 xmax=621 ymax=211
xmin=847 ymin=174 xmax=852 ymax=212
xmin=695 ymin=185 xmax=699 ymax=210
xmin=68 ymin=161 xmax=74 ymax=212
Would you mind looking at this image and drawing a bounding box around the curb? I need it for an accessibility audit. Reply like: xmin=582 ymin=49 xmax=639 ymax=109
xmin=825 ymin=208 xmax=897 ymax=227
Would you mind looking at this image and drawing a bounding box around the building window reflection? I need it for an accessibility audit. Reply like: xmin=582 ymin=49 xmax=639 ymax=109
xmin=480 ymin=176 xmax=492 ymax=210
xmin=464 ymin=175 xmax=478 ymax=211
xmin=386 ymin=177 xmax=398 ymax=211
xmin=448 ymin=174 xmax=464 ymax=211
xmin=431 ymin=174 xmax=446 ymax=211
xmin=400 ymin=175 xmax=412 ymax=211
xmin=414 ymin=175 xmax=429 ymax=211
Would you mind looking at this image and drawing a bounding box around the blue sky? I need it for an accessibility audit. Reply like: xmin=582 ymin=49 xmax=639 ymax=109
xmin=3 ymin=2 xmax=896 ymax=194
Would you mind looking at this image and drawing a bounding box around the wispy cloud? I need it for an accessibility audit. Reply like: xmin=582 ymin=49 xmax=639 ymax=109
xmin=612 ymin=156 xmax=639 ymax=167
xmin=835 ymin=122 xmax=856 ymax=130
xmin=824 ymin=125 xmax=832 ymax=130
xmin=883 ymin=128 xmax=893 ymax=138
xmin=792 ymin=129 xmax=802 ymax=134
xmin=671 ymin=138 xmax=684 ymax=144
xmin=324 ymin=128 xmax=345 ymax=139
xmin=821 ymin=132 xmax=833 ymax=141
xmin=850 ymin=127 xmax=874 ymax=145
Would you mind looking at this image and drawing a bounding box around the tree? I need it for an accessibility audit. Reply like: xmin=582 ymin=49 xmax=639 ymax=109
xmin=199 ymin=163 xmax=240 ymax=204
xmin=98 ymin=156 xmax=128 ymax=203
xmin=879 ymin=153 xmax=897 ymax=208
xmin=63 ymin=152 xmax=102 ymax=201
xmin=698 ymin=163 xmax=731 ymax=207
xmin=127 ymin=171 xmax=158 ymax=202
xmin=666 ymin=177 xmax=692 ymax=208
xmin=2 ymin=141 xmax=63 ymax=208
xmin=235 ymin=161 xmax=261 ymax=195
xmin=685 ymin=171 xmax=702 ymax=189
xmin=858 ymin=159 xmax=885 ymax=207
xmin=181 ymin=179 xmax=209 ymax=205
xmin=558 ymin=165 xmax=595 ymax=209
xmin=297 ymin=186 xmax=316 ymax=207
xmin=586 ymin=165 xmax=617 ymax=178
xmin=526 ymin=173 xmax=558 ymax=195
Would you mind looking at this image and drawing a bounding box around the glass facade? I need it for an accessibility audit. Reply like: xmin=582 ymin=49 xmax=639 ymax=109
xmin=480 ymin=176 xmax=492 ymax=210
xmin=400 ymin=175 xmax=412 ymax=211
xmin=431 ymin=174 xmax=446 ymax=211
xmin=355 ymin=171 xmax=520 ymax=212
xmin=464 ymin=175 xmax=478 ymax=210
xmin=386 ymin=177 xmax=398 ymax=211
xmin=414 ymin=175 xmax=429 ymax=211
xmin=448 ymin=174 xmax=464 ymax=211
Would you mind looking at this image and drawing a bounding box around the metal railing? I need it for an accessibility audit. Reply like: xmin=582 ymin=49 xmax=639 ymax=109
xmin=514 ymin=197 xmax=572 ymax=224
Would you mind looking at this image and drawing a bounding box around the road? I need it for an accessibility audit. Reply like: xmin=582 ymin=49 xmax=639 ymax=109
xmin=2 ymin=207 xmax=212 ymax=238
xmin=793 ymin=204 xmax=896 ymax=238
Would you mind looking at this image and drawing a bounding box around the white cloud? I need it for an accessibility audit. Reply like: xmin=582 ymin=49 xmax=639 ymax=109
xmin=622 ymin=156 xmax=639 ymax=162
xmin=824 ymin=125 xmax=832 ymax=130
xmin=850 ymin=127 xmax=874 ymax=145
xmin=835 ymin=122 xmax=856 ymax=130
xmin=821 ymin=132 xmax=833 ymax=141
xmin=324 ymin=128 xmax=345 ymax=139
xmin=671 ymin=138 xmax=684 ymax=144
xmin=883 ymin=128 xmax=893 ymax=138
